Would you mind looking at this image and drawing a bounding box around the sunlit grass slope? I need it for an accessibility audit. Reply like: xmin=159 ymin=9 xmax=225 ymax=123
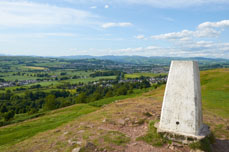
xmin=0 ymin=104 xmax=98 ymax=149
xmin=200 ymin=68 xmax=229 ymax=118
xmin=0 ymin=88 xmax=150 ymax=149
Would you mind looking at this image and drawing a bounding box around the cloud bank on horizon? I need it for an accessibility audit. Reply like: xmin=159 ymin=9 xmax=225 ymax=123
xmin=0 ymin=0 xmax=229 ymax=58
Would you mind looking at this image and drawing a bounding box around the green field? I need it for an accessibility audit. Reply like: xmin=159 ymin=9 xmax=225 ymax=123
xmin=23 ymin=66 xmax=48 ymax=70
xmin=0 ymin=75 xmax=116 ymax=94
xmin=125 ymin=73 xmax=167 ymax=79
xmin=201 ymin=68 xmax=229 ymax=118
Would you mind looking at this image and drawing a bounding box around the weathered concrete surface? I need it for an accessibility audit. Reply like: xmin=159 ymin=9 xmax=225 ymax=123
xmin=158 ymin=61 xmax=209 ymax=139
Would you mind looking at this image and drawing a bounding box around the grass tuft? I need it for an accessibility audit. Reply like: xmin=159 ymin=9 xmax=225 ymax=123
xmin=136 ymin=121 xmax=167 ymax=146
xmin=103 ymin=131 xmax=130 ymax=146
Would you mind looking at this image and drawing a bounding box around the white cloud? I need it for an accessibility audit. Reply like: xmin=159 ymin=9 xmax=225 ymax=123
xmin=151 ymin=30 xmax=194 ymax=40
xmin=177 ymin=41 xmax=229 ymax=58
xmin=149 ymin=20 xmax=229 ymax=58
xmin=146 ymin=46 xmax=160 ymax=50
xmin=121 ymin=0 xmax=228 ymax=8
xmin=104 ymin=5 xmax=109 ymax=8
xmin=195 ymin=28 xmax=220 ymax=37
xmin=0 ymin=1 xmax=98 ymax=27
xmin=66 ymin=43 xmax=229 ymax=58
xmin=90 ymin=6 xmax=97 ymax=9
xmin=102 ymin=22 xmax=133 ymax=28
xmin=198 ymin=20 xmax=229 ymax=29
xmin=64 ymin=0 xmax=229 ymax=8
xmin=151 ymin=20 xmax=228 ymax=41
xmin=112 ymin=42 xmax=229 ymax=58
xmin=135 ymin=35 xmax=145 ymax=39
xmin=0 ymin=33 xmax=76 ymax=40
xmin=33 ymin=33 xmax=76 ymax=38
xmin=151 ymin=29 xmax=220 ymax=40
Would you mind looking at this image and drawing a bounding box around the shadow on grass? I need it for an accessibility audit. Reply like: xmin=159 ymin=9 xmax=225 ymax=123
xmin=212 ymin=139 xmax=229 ymax=152
xmin=189 ymin=133 xmax=215 ymax=152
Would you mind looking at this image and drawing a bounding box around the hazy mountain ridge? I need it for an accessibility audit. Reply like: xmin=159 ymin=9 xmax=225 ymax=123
xmin=60 ymin=55 xmax=229 ymax=65
xmin=1 ymin=55 xmax=228 ymax=67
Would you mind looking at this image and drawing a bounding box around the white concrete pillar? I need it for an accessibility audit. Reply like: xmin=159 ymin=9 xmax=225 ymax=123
xmin=158 ymin=61 xmax=209 ymax=139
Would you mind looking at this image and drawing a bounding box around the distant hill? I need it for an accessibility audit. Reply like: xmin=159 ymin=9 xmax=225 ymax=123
xmin=1 ymin=55 xmax=228 ymax=69
xmin=60 ymin=55 xmax=229 ymax=66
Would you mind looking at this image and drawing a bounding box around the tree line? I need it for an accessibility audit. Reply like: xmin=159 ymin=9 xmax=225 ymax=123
xmin=0 ymin=78 xmax=153 ymax=126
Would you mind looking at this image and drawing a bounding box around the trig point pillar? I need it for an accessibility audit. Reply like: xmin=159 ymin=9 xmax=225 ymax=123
xmin=157 ymin=61 xmax=210 ymax=143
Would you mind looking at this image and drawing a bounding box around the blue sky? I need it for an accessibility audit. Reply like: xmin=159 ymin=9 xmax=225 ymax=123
xmin=0 ymin=0 xmax=229 ymax=58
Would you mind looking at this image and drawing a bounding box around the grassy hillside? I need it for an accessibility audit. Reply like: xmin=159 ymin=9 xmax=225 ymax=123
xmin=200 ymin=68 xmax=229 ymax=118
xmin=0 ymin=104 xmax=98 ymax=149
xmin=0 ymin=68 xmax=228 ymax=151
xmin=0 ymin=88 xmax=151 ymax=150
